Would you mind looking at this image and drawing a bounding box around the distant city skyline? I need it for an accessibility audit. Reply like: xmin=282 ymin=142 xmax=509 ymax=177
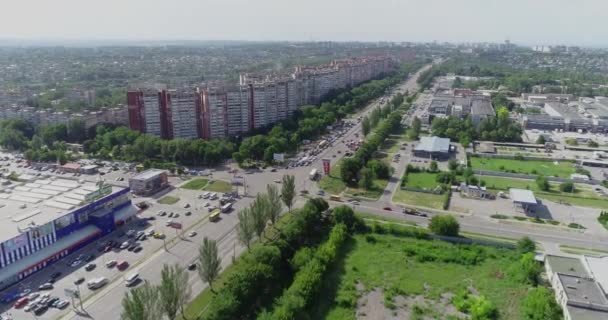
xmin=2 ymin=0 xmax=608 ymax=47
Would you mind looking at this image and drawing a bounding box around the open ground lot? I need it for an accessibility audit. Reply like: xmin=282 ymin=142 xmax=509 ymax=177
xmin=470 ymin=157 xmax=576 ymax=178
xmin=312 ymin=233 xmax=532 ymax=320
xmin=479 ymin=176 xmax=608 ymax=209
xmin=392 ymin=189 xmax=444 ymax=209
xmin=180 ymin=178 xmax=209 ymax=190
xmin=405 ymin=172 xmax=440 ymax=190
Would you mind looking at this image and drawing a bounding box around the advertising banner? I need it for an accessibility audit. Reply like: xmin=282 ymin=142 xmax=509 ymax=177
xmin=84 ymin=184 xmax=112 ymax=202
xmin=54 ymin=214 xmax=76 ymax=230
xmin=4 ymin=233 xmax=28 ymax=251
xmin=31 ymin=222 xmax=54 ymax=239
xmin=322 ymin=159 xmax=331 ymax=175
xmin=273 ymin=153 xmax=285 ymax=162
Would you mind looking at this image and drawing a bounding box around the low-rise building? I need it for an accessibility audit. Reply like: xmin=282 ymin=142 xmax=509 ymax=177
xmin=413 ymin=136 xmax=452 ymax=160
xmin=545 ymin=255 xmax=608 ymax=320
xmin=509 ymin=188 xmax=537 ymax=214
xmin=128 ymin=169 xmax=169 ymax=196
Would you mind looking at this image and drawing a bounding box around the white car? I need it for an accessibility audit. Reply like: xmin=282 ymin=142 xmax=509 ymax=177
xmin=56 ymin=300 xmax=70 ymax=309
xmin=106 ymin=260 xmax=117 ymax=268
xmin=188 ymin=232 xmax=197 ymax=237
xmin=120 ymin=241 xmax=130 ymax=249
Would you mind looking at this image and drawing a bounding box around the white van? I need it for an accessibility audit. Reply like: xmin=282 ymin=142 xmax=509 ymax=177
xmin=125 ymin=273 xmax=140 ymax=287
xmin=87 ymin=277 xmax=108 ymax=289
xmin=202 ymin=192 xmax=210 ymax=199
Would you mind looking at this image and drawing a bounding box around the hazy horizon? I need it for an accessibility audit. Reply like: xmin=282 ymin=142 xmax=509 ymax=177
xmin=2 ymin=0 xmax=608 ymax=47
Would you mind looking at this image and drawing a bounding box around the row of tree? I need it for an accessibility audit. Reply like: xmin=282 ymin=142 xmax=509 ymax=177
xmin=233 ymin=62 xmax=424 ymax=165
xmin=341 ymin=109 xmax=404 ymax=186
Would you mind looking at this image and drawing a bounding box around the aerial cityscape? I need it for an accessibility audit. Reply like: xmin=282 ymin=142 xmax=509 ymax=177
xmin=2 ymin=1 xmax=608 ymax=320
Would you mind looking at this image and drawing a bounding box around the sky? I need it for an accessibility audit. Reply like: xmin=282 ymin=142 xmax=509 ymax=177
xmin=2 ymin=0 xmax=608 ymax=47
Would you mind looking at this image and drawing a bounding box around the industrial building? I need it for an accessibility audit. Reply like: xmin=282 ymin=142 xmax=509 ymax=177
xmin=427 ymin=88 xmax=495 ymax=125
xmin=413 ymin=136 xmax=453 ymax=160
xmin=128 ymin=169 xmax=169 ymax=196
xmin=522 ymin=98 xmax=608 ymax=133
xmin=0 ymin=178 xmax=133 ymax=290
xmin=545 ymin=255 xmax=608 ymax=320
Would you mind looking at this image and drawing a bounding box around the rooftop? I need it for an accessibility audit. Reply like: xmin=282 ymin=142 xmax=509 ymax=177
xmin=567 ymin=306 xmax=608 ymax=320
xmin=0 ymin=177 xmax=124 ymax=240
xmin=415 ymin=136 xmax=451 ymax=153
xmin=559 ymin=273 xmax=608 ymax=310
xmin=131 ymin=169 xmax=167 ymax=181
xmin=509 ymin=188 xmax=537 ymax=204
xmin=547 ymin=255 xmax=589 ymax=277
xmin=584 ymin=255 xmax=608 ymax=294
xmin=471 ymin=99 xmax=495 ymax=116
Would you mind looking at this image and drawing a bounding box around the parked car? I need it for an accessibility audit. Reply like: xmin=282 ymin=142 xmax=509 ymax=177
xmin=74 ymin=277 xmax=85 ymax=285
xmin=38 ymin=283 xmax=53 ymax=290
xmin=85 ymin=263 xmax=96 ymax=271
xmin=187 ymin=263 xmax=197 ymax=271
xmin=106 ymin=260 xmax=117 ymax=268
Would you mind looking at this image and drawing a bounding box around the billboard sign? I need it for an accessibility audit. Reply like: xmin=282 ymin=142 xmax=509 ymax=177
xmin=85 ymin=184 xmax=112 ymax=203
xmin=64 ymin=288 xmax=79 ymax=299
xmin=54 ymin=214 xmax=76 ymax=230
xmin=322 ymin=159 xmax=331 ymax=175
xmin=273 ymin=153 xmax=285 ymax=162
xmin=4 ymin=233 xmax=28 ymax=251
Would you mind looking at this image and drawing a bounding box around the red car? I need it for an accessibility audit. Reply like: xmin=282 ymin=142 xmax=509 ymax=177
xmin=14 ymin=297 xmax=28 ymax=308
xmin=116 ymin=261 xmax=129 ymax=271
xmin=382 ymin=207 xmax=392 ymax=211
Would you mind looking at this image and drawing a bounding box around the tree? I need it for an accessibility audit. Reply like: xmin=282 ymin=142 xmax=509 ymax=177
xmin=367 ymin=159 xmax=390 ymax=179
xmin=340 ymin=158 xmax=361 ymax=185
xmin=359 ymin=167 xmax=374 ymax=190
xmin=559 ymin=182 xmax=575 ymax=193
xmin=517 ymin=236 xmax=536 ymax=254
xmin=535 ymin=135 xmax=546 ymax=144
xmin=198 ymin=237 xmax=222 ymax=292
xmin=448 ymin=159 xmax=459 ymax=171
xmin=428 ymin=215 xmax=460 ymax=236
xmin=469 ymin=296 xmax=497 ymax=320
xmin=237 ymin=207 xmax=255 ymax=250
xmin=159 ymin=264 xmax=191 ymax=320
xmin=521 ymin=287 xmax=562 ymax=320
xmin=251 ymin=193 xmax=269 ymax=238
xmin=519 ymin=252 xmax=541 ymax=285
xmin=362 ymin=116 xmax=371 ymax=136
xmin=588 ymin=140 xmax=599 ymax=148
xmin=429 ymin=160 xmax=438 ymax=172
xmin=332 ymin=205 xmax=359 ymax=230
xmin=535 ymin=175 xmax=550 ymax=191
xmin=121 ymin=282 xmax=160 ymax=320
xmin=266 ymin=184 xmax=283 ymax=226
xmin=281 ymin=175 xmax=296 ymax=213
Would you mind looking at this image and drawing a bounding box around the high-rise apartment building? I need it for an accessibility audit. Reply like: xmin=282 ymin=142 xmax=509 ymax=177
xmin=128 ymin=55 xmax=397 ymax=140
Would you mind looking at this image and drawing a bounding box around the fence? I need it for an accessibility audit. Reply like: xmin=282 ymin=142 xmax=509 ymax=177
xmin=399 ymin=186 xmax=444 ymax=194
xmin=474 ymin=170 xmax=600 ymax=186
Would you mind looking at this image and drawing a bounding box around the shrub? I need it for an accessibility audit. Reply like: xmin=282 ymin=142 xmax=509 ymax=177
xmin=442 ymin=190 xmax=452 ymax=210
xmin=516 ymin=237 xmax=536 ymax=254
xmin=520 ymin=287 xmax=562 ymax=320
xmin=559 ymin=182 xmax=575 ymax=193
xmin=568 ymin=223 xmax=585 ymax=229
xmin=491 ymin=214 xmax=509 ymax=220
xmin=429 ymin=215 xmax=459 ymax=236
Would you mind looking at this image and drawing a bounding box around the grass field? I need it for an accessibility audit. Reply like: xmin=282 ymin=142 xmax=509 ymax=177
xmin=471 ymin=157 xmax=575 ymax=178
xmin=180 ymin=178 xmax=209 ymax=190
xmin=405 ymin=172 xmax=439 ymax=190
xmin=345 ymin=178 xmax=389 ymax=200
xmin=319 ymin=162 xmax=347 ymax=195
xmin=392 ymin=189 xmax=444 ymax=209
xmin=158 ymin=196 xmax=180 ymax=205
xmin=312 ymin=233 xmax=531 ymax=320
xmin=202 ymin=180 xmax=232 ymax=193
xmin=480 ymin=176 xmax=608 ymax=209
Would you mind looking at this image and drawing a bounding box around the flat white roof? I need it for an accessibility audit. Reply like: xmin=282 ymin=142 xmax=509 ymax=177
xmin=509 ymin=188 xmax=537 ymax=204
xmin=584 ymin=255 xmax=608 ymax=295
xmin=0 ymin=178 xmax=124 ymax=240
xmin=131 ymin=169 xmax=166 ymax=181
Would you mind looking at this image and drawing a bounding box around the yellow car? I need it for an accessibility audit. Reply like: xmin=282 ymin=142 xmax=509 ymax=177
xmin=153 ymin=232 xmax=165 ymax=239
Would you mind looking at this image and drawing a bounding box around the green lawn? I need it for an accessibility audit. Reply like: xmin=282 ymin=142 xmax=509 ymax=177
xmin=470 ymin=157 xmax=575 ymax=178
xmin=319 ymin=162 xmax=347 ymax=195
xmin=158 ymin=196 xmax=180 ymax=205
xmin=202 ymin=180 xmax=232 ymax=193
xmin=392 ymin=189 xmax=444 ymax=209
xmin=312 ymin=233 xmax=531 ymax=320
xmin=480 ymin=176 xmax=608 ymax=209
xmin=345 ymin=178 xmax=389 ymax=200
xmin=180 ymin=178 xmax=209 ymax=190
xmin=405 ymin=172 xmax=439 ymax=190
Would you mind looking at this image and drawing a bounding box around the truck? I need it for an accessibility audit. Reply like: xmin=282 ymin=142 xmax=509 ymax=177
xmin=309 ymin=168 xmax=318 ymax=180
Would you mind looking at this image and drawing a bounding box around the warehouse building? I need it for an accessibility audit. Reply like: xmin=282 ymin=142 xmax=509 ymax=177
xmin=413 ymin=136 xmax=453 ymax=160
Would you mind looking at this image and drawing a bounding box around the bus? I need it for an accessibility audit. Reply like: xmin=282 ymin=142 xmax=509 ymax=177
xmin=209 ymin=209 xmax=221 ymax=222
xmin=87 ymin=277 xmax=108 ymax=290
xmin=329 ymin=195 xmax=342 ymax=202
xmin=221 ymin=203 xmax=233 ymax=213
